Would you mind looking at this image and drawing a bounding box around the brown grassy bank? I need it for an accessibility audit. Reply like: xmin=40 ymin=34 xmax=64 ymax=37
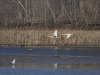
xmin=0 ymin=29 xmax=100 ymax=46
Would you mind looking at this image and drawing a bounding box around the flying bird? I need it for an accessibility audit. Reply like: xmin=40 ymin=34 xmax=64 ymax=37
xmin=62 ymin=33 xmax=73 ymax=38
xmin=47 ymin=30 xmax=59 ymax=38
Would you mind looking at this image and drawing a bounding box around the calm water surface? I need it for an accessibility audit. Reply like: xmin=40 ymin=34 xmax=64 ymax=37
xmin=0 ymin=46 xmax=100 ymax=75
xmin=0 ymin=68 xmax=100 ymax=75
xmin=0 ymin=46 xmax=100 ymax=56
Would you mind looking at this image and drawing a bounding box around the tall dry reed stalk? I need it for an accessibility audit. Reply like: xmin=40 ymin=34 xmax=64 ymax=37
xmin=0 ymin=30 xmax=100 ymax=46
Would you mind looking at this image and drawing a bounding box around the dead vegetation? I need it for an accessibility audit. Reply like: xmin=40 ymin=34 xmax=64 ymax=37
xmin=0 ymin=29 xmax=100 ymax=46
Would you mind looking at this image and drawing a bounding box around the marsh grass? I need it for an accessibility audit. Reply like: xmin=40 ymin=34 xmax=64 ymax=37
xmin=0 ymin=30 xmax=100 ymax=46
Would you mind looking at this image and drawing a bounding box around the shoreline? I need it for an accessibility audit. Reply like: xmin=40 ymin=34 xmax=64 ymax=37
xmin=1 ymin=45 xmax=100 ymax=48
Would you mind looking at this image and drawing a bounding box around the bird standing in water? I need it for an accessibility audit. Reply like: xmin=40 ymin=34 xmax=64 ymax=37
xmin=12 ymin=59 xmax=15 ymax=65
xmin=54 ymin=63 xmax=57 ymax=68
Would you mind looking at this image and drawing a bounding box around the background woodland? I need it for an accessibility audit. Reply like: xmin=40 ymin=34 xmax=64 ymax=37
xmin=0 ymin=0 xmax=100 ymax=30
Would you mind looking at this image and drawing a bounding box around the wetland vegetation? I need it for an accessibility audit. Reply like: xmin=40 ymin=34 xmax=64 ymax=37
xmin=0 ymin=29 xmax=100 ymax=46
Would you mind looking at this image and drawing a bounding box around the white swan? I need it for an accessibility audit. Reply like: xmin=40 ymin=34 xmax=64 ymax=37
xmin=48 ymin=30 xmax=59 ymax=38
xmin=12 ymin=59 xmax=15 ymax=65
xmin=62 ymin=33 xmax=73 ymax=38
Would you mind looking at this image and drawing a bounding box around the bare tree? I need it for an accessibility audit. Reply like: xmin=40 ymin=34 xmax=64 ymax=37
xmin=46 ymin=0 xmax=56 ymax=24
xmin=61 ymin=0 xmax=73 ymax=25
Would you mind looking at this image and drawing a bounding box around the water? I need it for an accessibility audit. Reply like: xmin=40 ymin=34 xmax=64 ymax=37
xmin=0 ymin=68 xmax=100 ymax=75
xmin=0 ymin=46 xmax=100 ymax=56
xmin=0 ymin=46 xmax=100 ymax=75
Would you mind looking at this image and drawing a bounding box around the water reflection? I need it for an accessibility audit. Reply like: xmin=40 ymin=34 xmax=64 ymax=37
xmin=0 ymin=63 xmax=100 ymax=69
xmin=12 ymin=65 xmax=15 ymax=68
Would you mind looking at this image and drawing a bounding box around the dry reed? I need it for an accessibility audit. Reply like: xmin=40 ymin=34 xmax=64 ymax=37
xmin=0 ymin=29 xmax=100 ymax=46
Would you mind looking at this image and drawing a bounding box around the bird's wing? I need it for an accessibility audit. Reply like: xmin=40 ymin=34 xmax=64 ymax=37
xmin=67 ymin=34 xmax=73 ymax=38
xmin=53 ymin=30 xmax=57 ymax=37
xmin=67 ymin=35 xmax=70 ymax=38
xmin=62 ymin=33 xmax=72 ymax=35
xmin=70 ymin=34 xmax=73 ymax=35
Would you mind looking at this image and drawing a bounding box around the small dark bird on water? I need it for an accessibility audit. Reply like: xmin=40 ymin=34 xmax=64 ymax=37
xmin=27 ymin=49 xmax=33 ymax=51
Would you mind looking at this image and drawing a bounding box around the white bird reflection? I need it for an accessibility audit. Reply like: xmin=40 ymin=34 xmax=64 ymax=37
xmin=12 ymin=65 xmax=15 ymax=68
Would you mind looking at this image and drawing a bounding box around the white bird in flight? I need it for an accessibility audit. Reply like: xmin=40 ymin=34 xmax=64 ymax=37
xmin=12 ymin=59 xmax=16 ymax=65
xmin=62 ymin=33 xmax=73 ymax=38
xmin=48 ymin=30 xmax=59 ymax=38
